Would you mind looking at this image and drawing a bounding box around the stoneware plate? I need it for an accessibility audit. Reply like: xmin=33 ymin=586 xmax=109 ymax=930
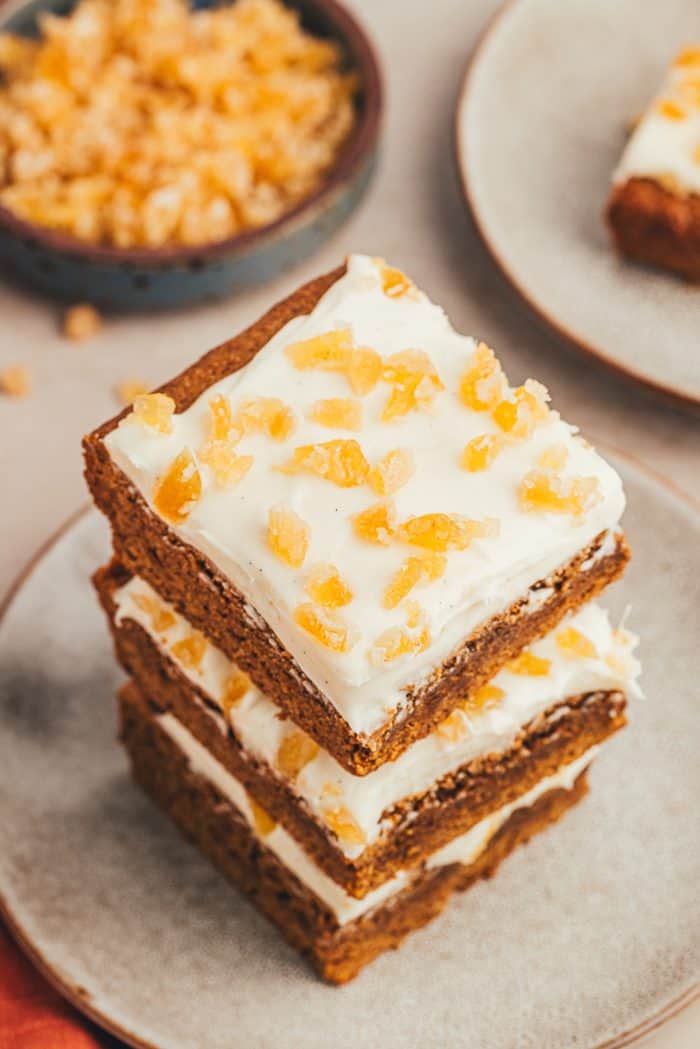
xmin=455 ymin=0 xmax=700 ymax=409
xmin=0 ymin=453 xmax=699 ymax=1049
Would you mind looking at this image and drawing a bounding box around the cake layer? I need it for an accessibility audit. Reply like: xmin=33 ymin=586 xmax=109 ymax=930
xmin=96 ymin=562 xmax=634 ymax=896
xmin=85 ymin=255 xmax=629 ymax=773
xmin=607 ymin=177 xmax=700 ymax=282
xmin=119 ymin=682 xmax=594 ymax=984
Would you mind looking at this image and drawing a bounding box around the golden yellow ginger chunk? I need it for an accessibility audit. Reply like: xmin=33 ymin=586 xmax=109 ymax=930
xmin=133 ymin=392 xmax=175 ymax=434
xmin=293 ymin=603 xmax=358 ymax=653
xmin=376 ymin=259 xmax=414 ymax=299
xmin=249 ymin=798 xmax=276 ymax=837
xmin=537 ymin=444 xmax=568 ymax=471
xmin=397 ymin=512 xmax=499 ymax=552
xmin=1 ymin=365 xmax=31 ymax=397
xmin=507 ymin=650 xmax=551 ymax=676
xmin=236 ymin=397 xmax=295 ymax=441
xmin=276 ymin=728 xmax=319 ymax=780
xmin=268 ymin=505 xmax=310 ymax=568
xmin=309 ymin=398 xmax=362 ymax=431
xmin=305 ymin=564 xmax=353 ymax=608
xmin=346 ymin=347 xmax=383 ymax=395
xmin=368 ymin=448 xmax=414 ymax=496
xmin=352 ymin=501 xmax=397 ymax=545
xmin=131 ymin=592 xmax=176 ymax=633
xmin=279 ymin=439 xmax=370 ymax=487
xmin=436 ymin=710 xmax=469 ymax=743
xmin=556 ymin=626 xmax=597 ymax=660
xmin=461 ymin=433 xmax=503 ymax=472
xmin=459 ymin=342 xmax=506 ymax=412
xmin=206 ymin=394 xmax=237 ymax=443
xmin=116 ymin=380 xmax=149 ymax=406
xmin=321 ymin=805 xmax=366 ymax=846
xmin=382 ymin=552 xmax=446 ymax=609
xmin=492 ymin=379 xmax=550 ymax=439
xmin=675 ymin=47 xmax=700 ymax=67
xmin=657 ymin=99 xmax=686 ymax=120
xmin=518 ymin=470 xmax=602 ymax=517
xmin=369 ymin=622 xmax=431 ymax=665
xmin=381 ymin=350 xmax=444 ymax=421
xmin=153 ymin=449 xmax=202 ymax=523
xmin=221 ymin=668 xmax=251 ymax=716
xmin=199 ymin=441 xmax=253 ymax=488
xmin=62 ymin=303 xmax=101 ymax=342
xmin=171 ymin=630 xmax=207 ymax=669
xmin=285 ymin=329 xmax=353 ymax=371
xmin=403 ymin=599 xmax=425 ymax=629
xmin=463 ymin=683 xmax=506 ymax=714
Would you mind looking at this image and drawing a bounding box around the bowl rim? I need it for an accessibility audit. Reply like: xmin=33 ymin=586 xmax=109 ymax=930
xmin=0 ymin=0 xmax=383 ymax=266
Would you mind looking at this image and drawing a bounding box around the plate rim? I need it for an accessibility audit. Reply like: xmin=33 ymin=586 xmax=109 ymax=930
xmin=1 ymin=449 xmax=699 ymax=1049
xmin=453 ymin=0 xmax=700 ymax=415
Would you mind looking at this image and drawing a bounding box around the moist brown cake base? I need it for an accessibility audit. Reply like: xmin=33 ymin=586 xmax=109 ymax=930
xmin=98 ymin=559 xmax=627 ymax=899
xmin=119 ymin=682 xmax=591 ymax=985
xmin=606 ymin=176 xmax=700 ymax=282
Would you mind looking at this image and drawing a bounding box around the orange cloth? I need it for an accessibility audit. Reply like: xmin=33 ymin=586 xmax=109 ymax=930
xmin=0 ymin=922 xmax=108 ymax=1049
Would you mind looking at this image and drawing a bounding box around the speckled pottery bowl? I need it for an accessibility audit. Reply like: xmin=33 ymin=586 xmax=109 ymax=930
xmin=0 ymin=0 xmax=382 ymax=309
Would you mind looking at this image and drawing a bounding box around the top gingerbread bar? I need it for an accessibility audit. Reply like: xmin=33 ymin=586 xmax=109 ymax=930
xmin=84 ymin=255 xmax=629 ymax=774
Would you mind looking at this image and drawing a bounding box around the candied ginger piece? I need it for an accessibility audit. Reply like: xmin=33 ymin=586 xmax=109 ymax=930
xmin=249 ymin=798 xmax=276 ymax=837
xmin=153 ymin=449 xmax=202 ymax=523
xmin=276 ymin=728 xmax=319 ymax=779
xmin=199 ymin=441 xmax=253 ymax=488
xmin=463 ymin=683 xmax=506 ymax=714
xmin=605 ymin=651 xmax=635 ymax=678
xmin=556 ymin=626 xmax=597 ymax=660
xmin=352 ymin=501 xmax=397 ymax=545
xmin=279 ymin=439 xmax=370 ymax=487
xmin=657 ymin=99 xmax=686 ymax=120
xmin=459 ymin=342 xmax=506 ymax=412
xmin=285 ymin=329 xmax=353 ymax=371
xmin=675 ymin=47 xmax=700 ymax=67
xmin=236 ymin=397 xmax=295 ymax=441
xmin=397 ymin=513 xmax=499 ymax=552
xmin=321 ymin=805 xmax=366 ymax=846
xmin=369 ymin=448 xmax=414 ymax=496
xmin=116 ymin=380 xmax=149 ymax=406
xmin=518 ymin=469 xmax=602 ymax=517
xmin=305 ymin=564 xmax=353 ymax=608
xmin=383 ymin=552 xmax=446 ymax=609
xmin=309 ymin=398 xmax=362 ymax=431
xmin=493 ymin=380 xmax=549 ymax=439
xmin=346 ymin=347 xmax=382 ymax=395
xmin=221 ymin=668 xmax=251 ymax=715
xmin=1 ymin=365 xmax=31 ymax=397
xmin=131 ymin=592 xmax=176 ymax=634
xmin=369 ymin=605 xmax=431 ymax=665
xmin=461 ymin=433 xmax=503 ymax=472
xmin=171 ymin=630 xmax=207 ymax=669
xmin=537 ymin=444 xmax=568 ymax=471
xmin=293 ymin=603 xmax=358 ymax=653
xmin=133 ymin=392 xmax=175 ymax=434
xmin=376 ymin=259 xmax=414 ymax=299
xmin=63 ymin=303 xmax=101 ymax=342
xmin=507 ymin=650 xmax=551 ymax=676
xmin=381 ymin=350 xmax=444 ymax=421
xmin=207 ymin=394 xmax=237 ymax=443
xmin=436 ymin=710 xmax=469 ymax=743
xmin=268 ymin=506 xmax=310 ymax=568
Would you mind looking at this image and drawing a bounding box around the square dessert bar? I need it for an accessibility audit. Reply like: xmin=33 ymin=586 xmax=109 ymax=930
xmin=95 ymin=561 xmax=637 ymax=898
xmin=607 ymin=46 xmax=700 ymax=281
xmin=84 ymin=255 xmax=629 ymax=774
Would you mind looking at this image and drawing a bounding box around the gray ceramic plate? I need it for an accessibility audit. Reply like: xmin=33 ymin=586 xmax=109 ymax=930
xmin=456 ymin=0 xmax=700 ymax=409
xmin=0 ymin=453 xmax=699 ymax=1049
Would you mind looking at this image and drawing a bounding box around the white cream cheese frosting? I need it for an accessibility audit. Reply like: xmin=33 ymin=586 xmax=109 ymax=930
xmin=105 ymin=254 xmax=625 ymax=733
xmin=115 ymin=576 xmax=640 ymax=860
xmin=613 ymin=47 xmax=700 ymax=195
xmin=156 ymin=709 xmax=598 ymax=926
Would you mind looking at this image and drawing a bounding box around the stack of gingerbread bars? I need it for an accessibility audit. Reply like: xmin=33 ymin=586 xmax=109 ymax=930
xmin=84 ymin=255 xmax=640 ymax=983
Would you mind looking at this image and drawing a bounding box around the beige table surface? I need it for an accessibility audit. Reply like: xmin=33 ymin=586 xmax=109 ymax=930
xmin=0 ymin=0 xmax=698 ymax=1044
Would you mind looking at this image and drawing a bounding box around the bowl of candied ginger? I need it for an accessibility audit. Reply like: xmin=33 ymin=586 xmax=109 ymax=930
xmin=0 ymin=0 xmax=381 ymax=307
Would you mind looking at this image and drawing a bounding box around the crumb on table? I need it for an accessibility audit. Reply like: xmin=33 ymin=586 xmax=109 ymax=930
xmin=63 ymin=304 xmax=102 ymax=341
xmin=0 ymin=365 xmax=31 ymax=397
xmin=116 ymin=380 xmax=150 ymax=405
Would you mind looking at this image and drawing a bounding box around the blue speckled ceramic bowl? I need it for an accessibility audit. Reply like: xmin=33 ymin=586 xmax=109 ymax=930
xmin=0 ymin=0 xmax=382 ymax=309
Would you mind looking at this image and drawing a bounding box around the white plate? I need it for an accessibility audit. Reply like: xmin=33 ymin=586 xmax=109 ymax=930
xmin=456 ymin=0 xmax=700 ymax=409
xmin=0 ymin=453 xmax=698 ymax=1049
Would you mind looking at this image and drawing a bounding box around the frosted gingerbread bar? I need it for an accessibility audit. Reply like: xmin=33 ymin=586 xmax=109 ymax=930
xmin=84 ymin=255 xmax=630 ymax=774
xmin=607 ymin=46 xmax=700 ymax=281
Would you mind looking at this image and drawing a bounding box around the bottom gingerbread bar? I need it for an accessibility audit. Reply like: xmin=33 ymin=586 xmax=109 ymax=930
xmin=119 ymin=683 xmax=595 ymax=985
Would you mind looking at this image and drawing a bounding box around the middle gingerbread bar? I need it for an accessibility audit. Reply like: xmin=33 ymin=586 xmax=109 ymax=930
xmin=84 ymin=255 xmax=629 ymax=774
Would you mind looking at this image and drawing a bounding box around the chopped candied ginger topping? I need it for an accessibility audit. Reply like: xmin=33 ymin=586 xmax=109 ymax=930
xmin=132 ymin=392 xmax=175 ymax=434
xmin=461 ymin=433 xmax=503 ymax=472
xmin=236 ymin=397 xmax=295 ymax=441
xmin=153 ymin=449 xmax=202 ymax=523
xmin=555 ymin=626 xmax=597 ymax=660
xmin=369 ymin=604 xmax=431 ymax=665
xmin=285 ymin=329 xmax=353 ymax=371
xmin=279 ymin=439 xmax=370 ymax=487
xmin=199 ymin=442 xmax=253 ymax=488
xmin=352 ymin=501 xmax=397 ymax=545
xmin=381 ymin=350 xmax=444 ymax=421
xmin=268 ymin=505 xmax=310 ymax=568
xmin=519 ymin=469 xmax=602 ymax=517
xmin=131 ymin=592 xmax=176 ymax=633
xmin=397 ymin=512 xmax=499 ymax=552
xmin=675 ymin=47 xmax=700 ymax=67
xmin=171 ymin=630 xmax=207 ymax=669
xmin=507 ymin=650 xmax=551 ymax=676
xmin=305 ymin=563 xmax=353 ymax=608
xmin=249 ymin=798 xmax=276 ymax=837
xmin=207 ymin=394 xmax=238 ymax=444
xmin=375 ymin=259 xmax=415 ymax=299
xmin=492 ymin=380 xmax=550 ymax=439
xmin=346 ymin=347 xmax=382 ymax=395
xmin=276 ymin=728 xmax=319 ymax=780
xmin=221 ymin=668 xmax=251 ymax=715
xmin=309 ymin=398 xmax=362 ymax=431
xmin=605 ymin=651 xmax=636 ymax=678
xmin=537 ymin=444 xmax=568 ymax=471
xmin=436 ymin=709 xmax=469 ymax=743
xmin=293 ymin=603 xmax=358 ymax=653
xmin=368 ymin=448 xmax=415 ymax=495
xmin=459 ymin=342 xmax=506 ymax=412
xmin=116 ymin=380 xmax=149 ymax=406
xmin=382 ymin=552 xmax=446 ymax=610
xmin=657 ymin=99 xmax=686 ymax=120
xmin=463 ymin=683 xmax=506 ymax=714
xmin=321 ymin=805 xmax=366 ymax=846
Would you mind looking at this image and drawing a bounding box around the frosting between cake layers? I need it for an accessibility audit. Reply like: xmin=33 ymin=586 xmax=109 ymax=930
xmin=156 ymin=710 xmax=599 ymax=925
xmin=115 ymin=576 xmax=640 ymax=859
xmin=613 ymin=48 xmax=700 ymax=195
xmin=105 ymin=254 xmax=625 ymax=732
